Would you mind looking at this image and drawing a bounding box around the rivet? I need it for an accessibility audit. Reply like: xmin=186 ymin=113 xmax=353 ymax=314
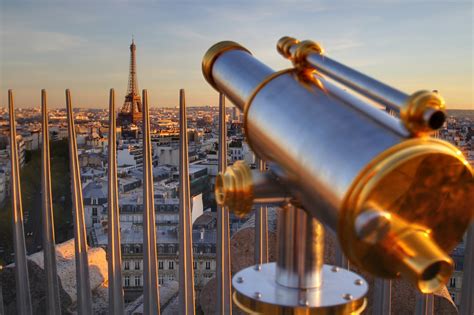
xmin=343 ymin=293 xmax=353 ymax=301
xmin=331 ymin=266 xmax=339 ymax=272
xmin=299 ymin=299 xmax=309 ymax=306
xmin=354 ymin=279 xmax=363 ymax=286
xmin=237 ymin=277 xmax=244 ymax=283
xmin=254 ymin=292 xmax=262 ymax=299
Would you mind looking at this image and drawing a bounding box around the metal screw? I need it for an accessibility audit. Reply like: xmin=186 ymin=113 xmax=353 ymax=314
xmin=343 ymin=293 xmax=353 ymax=301
xmin=237 ymin=277 xmax=244 ymax=283
xmin=299 ymin=299 xmax=309 ymax=306
xmin=254 ymin=264 xmax=262 ymax=271
xmin=331 ymin=266 xmax=339 ymax=272
xmin=354 ymin=279 xmax=363 ymax=286
xmin=254 ymin=292 xmax=262 ymax=299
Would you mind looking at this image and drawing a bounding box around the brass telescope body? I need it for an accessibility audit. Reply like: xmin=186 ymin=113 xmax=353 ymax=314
xmin=203 ymin=38 xmax=473 ymax=293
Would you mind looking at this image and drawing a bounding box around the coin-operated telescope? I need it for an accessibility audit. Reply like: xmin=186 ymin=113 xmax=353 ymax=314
xmin=203 ymin=37 xmax=473 ymax=314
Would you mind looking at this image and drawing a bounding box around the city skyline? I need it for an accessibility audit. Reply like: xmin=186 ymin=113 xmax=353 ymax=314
xmin=1 ymin=0 xmax=473 ymax=109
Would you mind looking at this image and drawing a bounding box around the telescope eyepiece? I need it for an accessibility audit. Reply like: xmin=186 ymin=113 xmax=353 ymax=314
xmin=401 ymin=90 xmax=447 ymax=135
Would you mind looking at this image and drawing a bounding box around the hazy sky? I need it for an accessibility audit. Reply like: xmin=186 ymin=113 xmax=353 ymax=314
xmin=0 ymin=0 xmax=473 ymax=109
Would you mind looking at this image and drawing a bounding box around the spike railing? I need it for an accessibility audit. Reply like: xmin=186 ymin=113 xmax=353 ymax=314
xmin=41 ymin=90 xmax=62 ymax=315
xmin=8 ymin=90 xmax=33 ymax=315
xmin=107 ymin=89 xmax=125 ymax=314
xmin=216 ymin=93 xmax=232 ymax=314
xmin=2 ymin=87 xmax=473 ymax=315
xmin=178 ymin=89 xmax=196 ymax=314
xmin=66 ymin=89 xmax=93 ymax=314
xmin=142 ymin=89 xmax=161 ymax=314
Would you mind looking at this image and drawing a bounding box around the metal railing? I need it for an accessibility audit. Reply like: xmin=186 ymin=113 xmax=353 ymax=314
xmin=1 ymin=88 xmax=473 ymax=315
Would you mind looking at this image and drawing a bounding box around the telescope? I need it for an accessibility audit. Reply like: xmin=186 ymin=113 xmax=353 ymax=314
xmin=202 ymin=37 xmax=473 ymax=313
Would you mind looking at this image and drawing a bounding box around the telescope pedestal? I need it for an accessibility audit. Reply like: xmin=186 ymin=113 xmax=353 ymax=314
xmin=232 ymin=263 xmax=367 ymax=314
xmin=232 ymin=205 xmax=368 ymax=314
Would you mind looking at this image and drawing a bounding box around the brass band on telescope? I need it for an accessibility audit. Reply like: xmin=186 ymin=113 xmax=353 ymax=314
xmin=202 ymin=41 xmax=251 ymax=90
xmin=340 ymin=137 xmax=473 ymax=292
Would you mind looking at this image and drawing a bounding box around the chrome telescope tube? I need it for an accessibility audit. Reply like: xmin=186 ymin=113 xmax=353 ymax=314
xmin=203 ymin=40 xmax=473 ymax=293
xmin=277 ymin=37 xmax=447 ymax=135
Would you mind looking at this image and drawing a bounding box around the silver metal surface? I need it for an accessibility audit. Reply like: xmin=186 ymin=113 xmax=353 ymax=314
xmin=276 ymin=205 xmax=323 ymax=289
xmin=40 ymin=90 xmax=62 ymax=315
xmin=320 ymin=76 xmax=409 ymax=137
xmin=460 ymin=223 xmax=474 ymax=315
xmin=178 ymin=89 xmax=196 ymax=314
xmin=107 ymin=89 xmax=125 ymax=314
xmin=216 ymin=93 xmax=232 ymax=314
xmin=208 ymin=50 xmax=406 ymax=230
xmin=212 ymin=50 xmax=273 ymax=110
xmin=372 ymin=279 xmax=391 ymax=315
xmin=246 ymin=72 xmax=403 ymax=230
xmin=415 ymin=293 xmax=434 ymax=315
xmin=302 ymin=50 xmax=408 ymax=113
xmin=255 ymin=158 xmax=269 ymax=266
xmin=233 ymin=263 xmax=368 ymax=309
xmin=335 ymin=245 xmax=350 ymax=270
xmin=65 ymin=89 xmax=92 ymax=314
xmin=251 ymin=169 xmax=289 ymax=204
xmin=8 ymin=90 xmax=32 ymax=315
xmin=142 ymin=89 xmax=161 ymax=315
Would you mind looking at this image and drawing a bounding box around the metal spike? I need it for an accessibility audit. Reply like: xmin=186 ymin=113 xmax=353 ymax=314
xmin=460 ymin=223 xmax=474 ymax=315
xmin=41 ymin=90 xmax=62 ymax=315
xmin=65 ymin=89 xmax=92 ymax=314
xmin=178 ymin=89 xmax=196 ymax=314
xmin=142 ymin=89 xmax=161 ymax=315
xmin=335 ymin=245 xmax=350 ymax=269
xmin=216 ymin=93 xmax=232 ymax=314
xmin=8 ymin=90 xmax=33 ymax=315
xmin=107 ymin=89 xmax=125 ymax=314
xmin=372 ymin=279 xmax=391 ymax=315
xmin=255 ymin=158 xmax=268 ymax=266
xmin=0 ymin=283 xmax=4 ymax=315
xmin=415 ymin=293 xmax=434 ymax=315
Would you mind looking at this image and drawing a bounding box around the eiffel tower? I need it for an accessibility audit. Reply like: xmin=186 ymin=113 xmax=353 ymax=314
xmin=118 ymin=38 xmax=142 ymax=126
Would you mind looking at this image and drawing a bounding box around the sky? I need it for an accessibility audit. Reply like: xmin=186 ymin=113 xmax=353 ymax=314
xmin=0 ymin=0 xmax=473 ymax=109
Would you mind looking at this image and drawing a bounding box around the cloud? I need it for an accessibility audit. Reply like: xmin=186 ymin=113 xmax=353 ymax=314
xmin=1 ymin=29 xmax=86 ymax=53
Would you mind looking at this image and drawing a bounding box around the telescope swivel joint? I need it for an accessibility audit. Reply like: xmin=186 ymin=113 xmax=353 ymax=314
xmin=215 ymin=161 xmax=289 ymax=217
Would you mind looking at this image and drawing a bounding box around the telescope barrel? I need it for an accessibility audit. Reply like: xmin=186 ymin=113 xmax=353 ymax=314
xmin=285 ymin=40 xmax=407 ymax=112
xmin=203 ymin=40 xmax=473 ymax=292
xmin=277 ymin=37 xmax=447 ymax=135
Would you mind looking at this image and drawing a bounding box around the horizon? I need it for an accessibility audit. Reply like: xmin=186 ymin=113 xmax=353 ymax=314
xmin=1 ymin=1 xmax=473 ymax=110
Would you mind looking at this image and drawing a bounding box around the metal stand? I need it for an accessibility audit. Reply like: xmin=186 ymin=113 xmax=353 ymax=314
xmin=232 ymin=204 xmax=368 ymax=314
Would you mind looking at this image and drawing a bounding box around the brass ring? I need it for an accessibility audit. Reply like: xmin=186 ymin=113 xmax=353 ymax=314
xmin=276 ymin=36 xmax=299 ymax=59
xmin=400 ymin=90 xmax=446 ymax=136
xmin=202 ymin=41 xmax=251 ymax=90
xmin=243 ymin=69 xmax=295 ymax=156
xmin=232 ymin=291 xmax=263 ymax=315
xmin=292 ymin=40 xmax=324 ymax=70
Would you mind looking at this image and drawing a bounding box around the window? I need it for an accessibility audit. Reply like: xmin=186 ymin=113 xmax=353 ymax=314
xmin=134 ymin=276 xmax=141 ymax=287
xmin=159 ymin=261 xmax=163 ymax=270
xmin=159 ymin=277 xmax=164 ymax=285
xmin=169 ymin=261 xmax=174 ymax=270
xmin=194 ymin=261 xmax=197 ymax=270
xmin=124 ymin=276 xmax=130 ymax=287
xmin=206 ymin=261 xmax=211 ymax=270
xmin=450 ymin=277 xmax=456 ymax=288
xmin=134 ymin=260 xmax=140 ymax=270
xmin=450 ymin=293 xmax=456 ymax=303
xmin=124 ymin=261 xmax=130 ymax=270
xmin=92 ymin=207 xmax=98 ymax=216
